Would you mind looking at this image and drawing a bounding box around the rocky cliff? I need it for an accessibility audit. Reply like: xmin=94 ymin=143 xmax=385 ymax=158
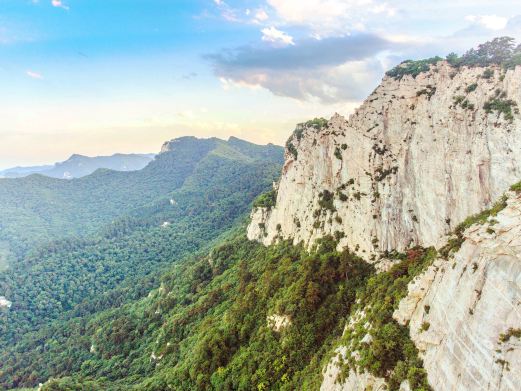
xmin=393 ymin=190 xmax=521 ymax=391
xmin=248 ymin=62 xmax=521 ymax=256
xmin=322 ymin=188 xmax=521 ymax=391
xmin=247 ymin=59 xmax=521 ymax=390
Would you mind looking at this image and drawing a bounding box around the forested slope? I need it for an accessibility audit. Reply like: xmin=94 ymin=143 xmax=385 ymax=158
xmin=0 ymin=137 xmax=280 ymax=262
xmin=0 ymin=137 xmax=283 ymax=353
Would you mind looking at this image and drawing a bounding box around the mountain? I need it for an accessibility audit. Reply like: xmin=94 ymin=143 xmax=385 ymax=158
xmin=247 ymin=46 xmax=521 ymax=390
xmin=0 ymin=39 xmax=520 ymax=391
xmin=0 ymin=153 xmax=155 ymax=179
xmin=0 ymin=136 xmax=283 ymax=348
xmin=0 ymin=137 xmax=281 ymax=264
xmin=248 ymin=62 xmax=521 ymax=255
xmin=0 ymin=164 xmax=53 ymax=178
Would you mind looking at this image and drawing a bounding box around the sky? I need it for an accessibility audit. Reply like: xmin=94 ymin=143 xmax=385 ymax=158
xmin=0 ymin=0 xmax=520 ymax=169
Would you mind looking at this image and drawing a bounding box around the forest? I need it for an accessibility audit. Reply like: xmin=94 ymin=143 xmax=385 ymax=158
xmin=0 ymin=137 xmax=283 ymax=378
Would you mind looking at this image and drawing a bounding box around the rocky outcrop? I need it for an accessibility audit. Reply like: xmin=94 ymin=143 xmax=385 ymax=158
xmin=0 ymin=297 xmax=11 ymax=309
xmin=319 ymin=190 xmax=521 ymax=391
xmin=392 ymin=190 xmax=521 ymax=391
xmin=248 ymin=63 xmax=521 ymax=255
xmin=321 ymin=347 xmax=410 ymax=391
xmin=266 ymin=314 xmax=291 ymax=332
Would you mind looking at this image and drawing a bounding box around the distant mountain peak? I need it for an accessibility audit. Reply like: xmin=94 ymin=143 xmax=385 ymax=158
xmin=1 ymin=152 xmax=155 ymax=179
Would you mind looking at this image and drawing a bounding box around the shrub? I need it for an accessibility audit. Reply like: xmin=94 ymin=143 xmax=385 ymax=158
xmin=389 ymin=37 xmax=521 ymax=81
xmin=416 ymin=86 xmax=436 ymax=99
xmin=293 ymin=127 xmax=304 ymax=141
xmin=440 ymin=195 xmax=508 ymax=258
xmin=375 ymin=166 xmax=398 ymax=182
xmin=482 ymin=69 xmax=494 ymax=79
xmin=453 ymin=95 xmax=465 ymax=105
xmin=499 ymin=328 xmax=521 ymax=343
xmin=338 ymin=192 xmax=348 ymax=202
xmin=304 ymin=117 xmax=328 ymax=130
xmin=503 ymin=52 xmax=521 ymax=69
xmin=286 ymin=141 xmax=298 ymax=159
xmin=386 ymin=57 xmax=442 ymax=79
xmin=446 ymin=52 xmax=461 ymax=67
xmin=334 ymin=230 xmax=345 ymax=241
xmin=253 ymin=189 xmax=277 ymax=209
xmin=465 ymin=83 xmax=478 ymax=93
xmin=510 ymin=181 xmax=521 ymax=192
xmin=483 ymin=97 xmax=518 ymax=122
xmin=318 ymin=190 xmax=336 ymax=212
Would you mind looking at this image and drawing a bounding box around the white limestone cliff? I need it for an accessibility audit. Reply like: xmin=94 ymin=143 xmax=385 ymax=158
xmin=248 ymin=62 xmax=521 ymax=256
xmin=392 ymin=191 xmax=521 ymax=391
xmin=320 ymin=190 xmax=521 ymax=391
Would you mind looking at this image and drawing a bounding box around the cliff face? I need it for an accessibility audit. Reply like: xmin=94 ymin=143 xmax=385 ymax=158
xmin=248 ymin=62 xmax=521 ymax=256
xmin=393 ymin=190 xmax=521 ymax=391
xmin=320 ymin=189 xmax=521 ymax=391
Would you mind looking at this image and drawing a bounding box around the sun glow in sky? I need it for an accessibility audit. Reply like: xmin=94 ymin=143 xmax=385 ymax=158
xmin=0 ymin=0 xmax=520 ymax=168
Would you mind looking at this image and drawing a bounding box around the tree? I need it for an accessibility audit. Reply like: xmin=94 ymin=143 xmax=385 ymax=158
xmin=461 ymin=36 xmax=516 ymax=66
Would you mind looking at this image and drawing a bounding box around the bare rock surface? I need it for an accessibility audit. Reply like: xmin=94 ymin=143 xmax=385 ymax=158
xmin=248 ymin=63 xmax=521 ymax=256
xmin=392 ymin=192 xmax=521 ymax=391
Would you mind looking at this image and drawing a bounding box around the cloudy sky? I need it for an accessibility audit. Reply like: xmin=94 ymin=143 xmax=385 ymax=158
xmin=0 ymin=0 xmax=520 ymax=168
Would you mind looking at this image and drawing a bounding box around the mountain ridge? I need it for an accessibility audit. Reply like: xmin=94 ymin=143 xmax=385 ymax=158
xmin=0 ymin=135 xmax=284 ymax=355
xmin=0 ymin=152 xmax=156 ymax=180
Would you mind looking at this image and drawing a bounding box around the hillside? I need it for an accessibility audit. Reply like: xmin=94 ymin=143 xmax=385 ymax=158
xmin=0 ymin=136 xmax=283 ymax=348
xmin=0 ymin=137 xmax=281 ymax=264
xmin=0 ymin=153 xmax=155 ymax=180
xmin=1 ymin=38 xmax=520 ymax=391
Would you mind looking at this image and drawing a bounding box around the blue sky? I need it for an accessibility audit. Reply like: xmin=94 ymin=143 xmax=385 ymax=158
xmin=0 ymin=0 xmax=520 ymax=168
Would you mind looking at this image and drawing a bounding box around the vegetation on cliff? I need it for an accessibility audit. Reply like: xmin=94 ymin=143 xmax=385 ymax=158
xmin=387 ymin=37 xmax=521 ymax=79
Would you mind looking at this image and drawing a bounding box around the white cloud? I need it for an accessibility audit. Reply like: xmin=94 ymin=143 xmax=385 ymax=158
xmin=465 ymin=14 xmax=508 ymax=30
xmin=213 ymin=0 xmax=240 ymax=22
xmin=208 ymin=34 xmax=392 ymax=103
xmin=51 ymin=0 xmax=69 ymax=10
xmin=26 ymin=70 xmax=44 ymax=80
xmin=254 ymin=9 xmax=269 ymax=23
xmin=261 ymin=26 xmax=295 ymax=45
xmin=218 ymin=58 xmax=385 ymax=103
xmin=266 ymin=0 xmax=395 ymax=35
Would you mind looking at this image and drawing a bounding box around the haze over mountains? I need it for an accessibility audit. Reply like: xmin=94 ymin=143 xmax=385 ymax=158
xmin=0 ymin=153 xmax=156 ymax=179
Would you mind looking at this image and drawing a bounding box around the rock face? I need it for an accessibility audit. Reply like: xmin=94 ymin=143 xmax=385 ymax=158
xmin=393 ymin=191 xmax=521 ymax=391
xmin=320 ymin=191 xmax=521 ymax=391
xmin=266 ymin=314 xmax=291 ymax=332
xmin=248 ymin=63 xmax=521 ymax=255
xmin=321 ymin=345 xmax=389 ymax=391
xmin=0 ymin=297 xmax=11 ymax=309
